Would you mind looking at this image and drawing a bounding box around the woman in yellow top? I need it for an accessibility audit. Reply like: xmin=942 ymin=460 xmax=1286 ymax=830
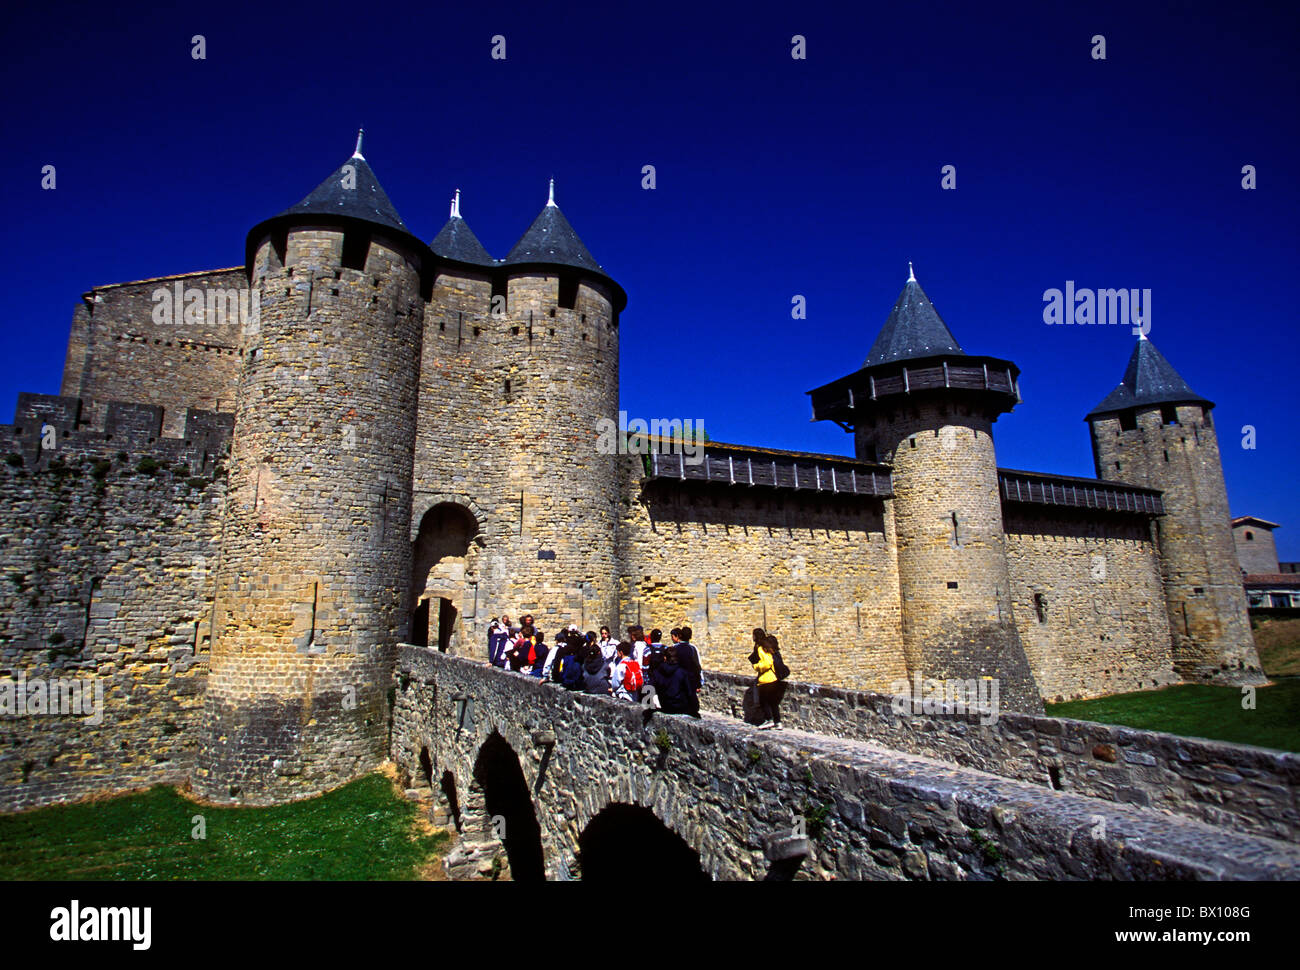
xmin=751 ymin=633 xmax=784 ymax=729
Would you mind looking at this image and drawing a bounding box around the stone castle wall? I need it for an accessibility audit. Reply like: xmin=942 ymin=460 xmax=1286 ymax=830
xmin=197 ymin=228 xmax=424 ymax=804
xmin=394 ymin=649 xmax=1300 ymax=879
xmin=412 ymin=268 xmax=622 ymax=648
xmin=61 ymin=268 xmax=247 ymax=437
xmin=1235 ymin=523 xmax=1279 ymax=574
xmin=0 ymin=405 xmax=229 ymax=811
xmin=617 ymin=463 xmax=909 ymax=691
xmin=856 ymin=399 xmax=1041 ymax=713
xmin=697 ymin=669 xmax=1300 ymax=844
xmin=1003 ymin=507 xmax=1178 ymax=702
xmin=1091 ymin=404 xmax=1263 ymax=684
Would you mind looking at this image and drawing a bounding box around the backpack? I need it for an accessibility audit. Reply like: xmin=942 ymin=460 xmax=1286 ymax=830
xmin=560 ymin=654 xmax=584 ymax=690
xmin=773 ymin=648 xmax=790 ymax=681
xmin=622 ymin=659 xmax=644 ymax=693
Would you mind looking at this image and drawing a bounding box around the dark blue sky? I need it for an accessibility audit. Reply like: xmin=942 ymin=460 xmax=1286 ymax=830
xmin=3 ymin=1 xmax=1297 ymax=555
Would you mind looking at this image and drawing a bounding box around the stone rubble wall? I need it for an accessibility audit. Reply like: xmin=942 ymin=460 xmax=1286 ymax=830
xmin=0 ymin=415 xmax=228 ymax=811
xmin=392 ymin=649 xmax=1300 ymax=880
xmin=1003 ymin=507 xmax=1178 ymax=702
xmin=617 ymin=465 xmax=908 ymax=692
xmin=60 ymin=268 xmax=246 ymax=438
xmin=697 ymin=669 xmax=1299 ymax=843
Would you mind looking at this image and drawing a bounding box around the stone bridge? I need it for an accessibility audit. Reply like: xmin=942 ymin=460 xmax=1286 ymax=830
xmin=391 ymin=648 xmax=1300 ymax=881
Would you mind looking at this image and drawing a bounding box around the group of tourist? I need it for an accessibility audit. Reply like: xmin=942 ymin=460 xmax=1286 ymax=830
xmin=484 ymin=614 xmax=790 ymax=728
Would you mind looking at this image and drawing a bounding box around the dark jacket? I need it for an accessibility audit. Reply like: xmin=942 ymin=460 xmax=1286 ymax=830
xmin=650 ymin=660 xmax=698 ymax=715
xmin=676 ymin=641 xmax=702 ymax=691
xmin=582 ymin=653 xmax=611 ymax=694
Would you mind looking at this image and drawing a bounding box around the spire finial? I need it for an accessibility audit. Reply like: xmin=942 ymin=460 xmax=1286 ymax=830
xmin=352 ymin=128 xmax=365 ymax=159
xmin=450 ymin=188 xmax=461 ymax=219
xmin=1138 ymin=330 xmax=1149 ymax=341
xmin=907 ymin=261 xmax=916 ymax=283
xmin=547 ymin=178 xmax=556 ymax=207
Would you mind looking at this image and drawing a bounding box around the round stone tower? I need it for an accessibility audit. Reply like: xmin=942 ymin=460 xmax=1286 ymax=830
xmin=494 ymin=181 xmax=625 ymax=629
xmin=809 ymin=268 xmax=1042 ymax=713
xmin=197 ymin=134 xmax=428 ymax=802
xmin=1086 ymin=335 xmax=1264 ymax=685
xmin=411 ymin=180 xmax=626 ymax=646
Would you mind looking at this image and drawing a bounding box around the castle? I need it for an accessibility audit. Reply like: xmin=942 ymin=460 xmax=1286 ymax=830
xmin=0 ymin=135 xmax=1265 ymax=809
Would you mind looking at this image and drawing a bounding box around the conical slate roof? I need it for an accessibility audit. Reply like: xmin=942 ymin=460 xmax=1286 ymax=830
xmin=278 ymin=133 xmax=410 ymax=234
xmin=245 ymin=132 xmax=426 ymax=270
xmin=430 ymin=192 xmax=495 ymax=266
xmin=864 ymin=273 xmax=965 ymax=366
xmin=1086 ymin=336 xmax=1213 ymax=418
xmin=504 ymin=186 xmax=606 ymax=275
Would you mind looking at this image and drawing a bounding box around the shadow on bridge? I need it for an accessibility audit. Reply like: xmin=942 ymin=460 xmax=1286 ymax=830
xmin=579 ymin=803 xmax=709 ymax=882
xmin=474 ymin=732 xmax=545 ymax=881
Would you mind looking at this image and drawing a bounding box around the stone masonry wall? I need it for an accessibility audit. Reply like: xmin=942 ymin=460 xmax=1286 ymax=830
xmin=197 ymin=228 xmax=422 ymax=804
xmin=1234 ymin=523 xmax=1280 ymax=575
xmin=856 ymin=398 xmax=1042 ymax=712
xmin=617 ymin=466 xmax=908 ymax=691
xmin=0 ymin=417 xmax=228 ymax=811
xmin=697 ymin=669 xmax=1299 ymax=843
xmin=61 ymin=268 xmax=247 ymax=437
xmin=1092 ymin=405 xmax=1263 ymax=684
xmin=1003 ymin=507 xmax=1178 ymax=702
xmin=412 ymin=269 xmax=621 ymax=649
xmin=393 ymin=649 xmax=1300 ymax=879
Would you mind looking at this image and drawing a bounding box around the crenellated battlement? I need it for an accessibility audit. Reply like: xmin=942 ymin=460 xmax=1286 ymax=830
xmin=5 ymin=392 xmax=232 ymax=476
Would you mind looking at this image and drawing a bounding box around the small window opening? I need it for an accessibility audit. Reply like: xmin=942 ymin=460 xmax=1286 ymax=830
xmin=946 ymin=581 xmax=958 ymax=590
xmin=1034 ymin=593 xmax=1048 ymax=624
xmin=1161 ymin=404 xmax=1179 ymax=426
xmin=1245 ymin=531 xmax=1254 ymax=541
xmin=341 ymin=231 xmax=370 ymax=271
xmin=558 ymin=277 xmax=578 ymax=310
xmin=1119 ymin=409 xmax=1137 ymax=431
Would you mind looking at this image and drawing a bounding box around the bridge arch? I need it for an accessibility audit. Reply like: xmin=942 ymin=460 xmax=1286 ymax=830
xmin=578 ymin=802 xmax=710 ymax=881
xmin=469 ymin=731 xmax=545 ymax=881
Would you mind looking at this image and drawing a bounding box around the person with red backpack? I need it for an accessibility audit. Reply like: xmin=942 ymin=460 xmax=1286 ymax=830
xmin=612 ymin=640 xmax=644 ymax=702
xmin=507 ymin=624 xmax=539 ymax=673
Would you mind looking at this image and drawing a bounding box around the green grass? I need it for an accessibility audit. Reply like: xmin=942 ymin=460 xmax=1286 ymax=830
xmin=0 ymin=772 xmax=448 ymax=880
xmin=1253 ymin=617 xmax=1300 ymax=677
xmin=1048 ymin=679 xmax=1300 ymax=753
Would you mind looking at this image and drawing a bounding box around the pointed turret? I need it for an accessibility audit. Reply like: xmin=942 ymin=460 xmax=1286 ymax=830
xmin=1086 ymin=338 xmax=1263 ymax=688
xmin=1086 ymin=336 xmax=1214 ymax=419
xmin=863 ymin=271 xmax=966 ymax=366
xmin=244 ymin=131 xmax=426 ymax=271
xmin=502 ymin=179 xmax=625 ymax=310
xmin=505 ymin=181 xmax=606 ymax=276
xmin=808 ymin=267 xmax=1020 ymax=426
xmin=430 ymin=189 xmax=495 ymax=267
xmin=806 ymin=268 xmax=1041 ymax=713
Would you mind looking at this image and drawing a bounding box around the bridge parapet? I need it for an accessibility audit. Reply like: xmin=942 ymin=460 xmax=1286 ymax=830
xmin=698 ymin=671 xmax=1300 ymax=843
xmin=392 ymin=647 xmax=1300 ymax=880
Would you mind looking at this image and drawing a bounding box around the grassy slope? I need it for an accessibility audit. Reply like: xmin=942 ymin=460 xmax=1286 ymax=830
xmin=0 ymin=772 xmax=447 ymax=881
xmin=1048 ymin=679 xmax=1300 ymax=753
xmin=1253 ymin=617 xmax=1300 ymax=676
